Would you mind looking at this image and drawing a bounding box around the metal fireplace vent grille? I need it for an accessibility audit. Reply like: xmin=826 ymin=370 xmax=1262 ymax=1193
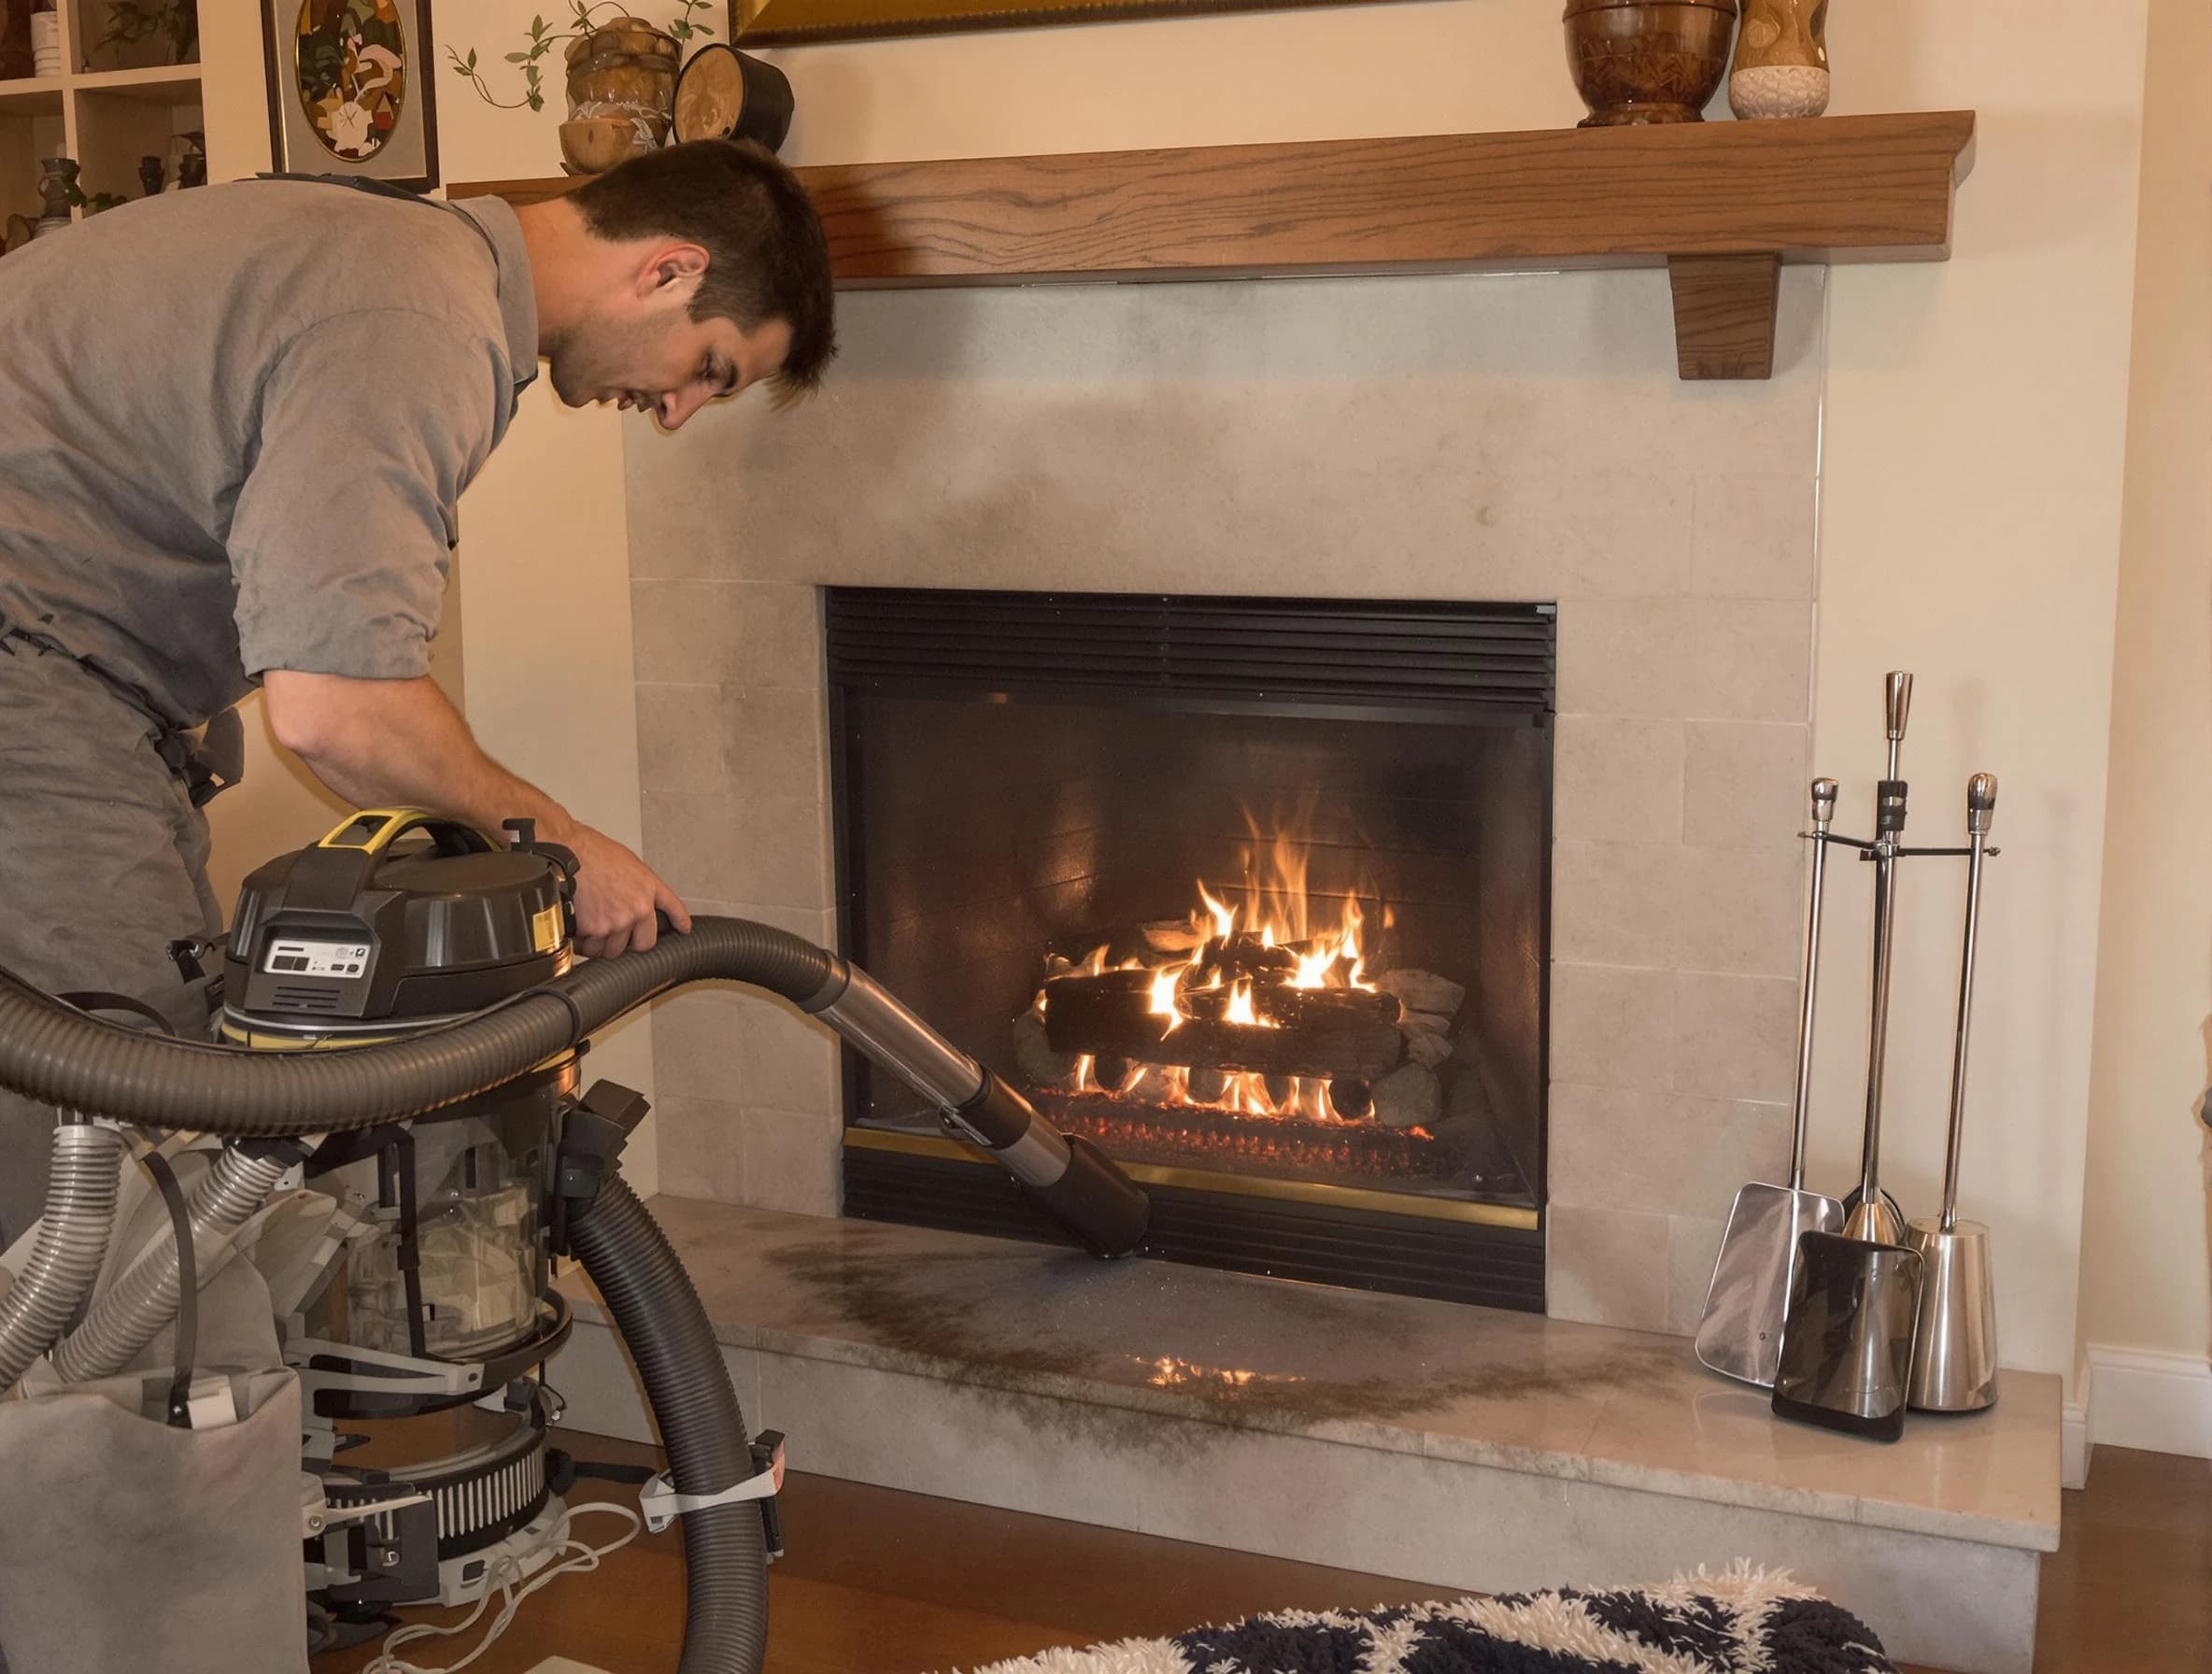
xmin=825 ymin=589 xmax=1554 ymax=716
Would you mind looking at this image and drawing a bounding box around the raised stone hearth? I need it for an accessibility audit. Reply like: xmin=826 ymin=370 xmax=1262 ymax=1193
xmin=557 ymin=1199 xmax=2058 ymax=1674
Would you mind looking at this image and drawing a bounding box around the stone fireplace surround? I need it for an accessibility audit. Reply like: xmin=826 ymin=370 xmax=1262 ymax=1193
xmin=628 ymin=263 xmax=1822 ymax=1336
xmin=593 ymin=264 xmax=2063 ymax=1672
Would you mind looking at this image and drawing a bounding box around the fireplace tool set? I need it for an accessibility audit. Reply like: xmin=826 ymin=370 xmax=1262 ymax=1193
xmin=1695 ymin=672 xmax=2003 ymax=1441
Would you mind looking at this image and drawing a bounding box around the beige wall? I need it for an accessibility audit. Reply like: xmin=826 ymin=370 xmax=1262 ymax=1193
xmin=1804 ymin=9 xmax=2150 ymax=1383
xmin=2078 ymin=0 xmax=2212 ymax=1367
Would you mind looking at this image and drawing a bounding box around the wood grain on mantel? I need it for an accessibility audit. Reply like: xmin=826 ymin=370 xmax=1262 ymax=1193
xmin=452 ymin=110 xmax=1974 ymax=380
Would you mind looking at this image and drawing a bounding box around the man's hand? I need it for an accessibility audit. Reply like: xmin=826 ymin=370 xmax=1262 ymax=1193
xmin=565 ymin=824 xmax=692 ymax=958
xmin=263 ymin=671 xmax=696 ymax=959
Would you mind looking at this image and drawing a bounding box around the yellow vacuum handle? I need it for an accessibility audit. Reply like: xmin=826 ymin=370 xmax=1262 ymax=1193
xmin=315 ymin=808 xmax=493 ymax=858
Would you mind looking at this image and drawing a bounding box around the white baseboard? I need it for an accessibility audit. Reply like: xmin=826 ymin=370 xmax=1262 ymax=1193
xmin=2062 ymin=1399 xmax=2092 ymax=1491
xmin=2086 ymin=1343 xmax=2212 ymax=1460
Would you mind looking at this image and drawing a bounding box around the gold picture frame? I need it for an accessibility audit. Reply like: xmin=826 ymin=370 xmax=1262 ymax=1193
xmin=732 ymin=0 xmax=1392 ymax=47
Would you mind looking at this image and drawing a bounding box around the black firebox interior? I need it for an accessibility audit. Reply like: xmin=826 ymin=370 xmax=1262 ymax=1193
xmin=828 ymin=589 xmax=1554 ymax=1311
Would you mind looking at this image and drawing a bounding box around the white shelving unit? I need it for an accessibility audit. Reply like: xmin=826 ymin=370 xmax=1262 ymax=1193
xmin=2 ymin=2 xmax=205 ymax=240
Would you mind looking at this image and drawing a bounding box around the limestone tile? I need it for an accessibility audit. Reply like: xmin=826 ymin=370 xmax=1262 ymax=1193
xmin=1555 ymin=599 xmax=1694 ymax=719
xmin=630 ymin=580 xmax=750 ymax=684
xmin=1581 ymin=1366 xmax=2061 ymax=1554
xmin=1671 ymin=971 xmax=1800 ymax=1103
xmin=1546 ymin=1085 xmax=1670 ymax=1212
xmin=723 ymin=684 xmax=828 ymax=803
xmin=631 ymin=580 xmax=822 ymax=689
xmin=1448 ymin=470 xmax=1693 ymax=602
xmin=741 ymin=1106 xmax=841 ymax=1219
xmin=1674 ymin=847 xmax=1802 ymax=978
xmin=1550 ymin=1087 xmax=1788 ymax=1223
xmin=1666 ymin=1213 xmax=1728 ymax=1336
xmin=1691 ymin=474 xmax=1818 ymax=601
xmin=648 ymin=987 xmax=749 ymax=1102
xmin=650 ymin=1093 xmax=746 ymax=1207
xmin=1547 ymin=961 xmax=1675 ymax=1093
xmin=1553 ymin=716 xmax=1684 ymax=844
xmin=1682 ymin=721 xmax=1810 ymax=853
xmin=634 ymin=683 xmax=727 ymax=796
xmin=1546 ymin=1202 xmax=1672 ymax=1332
xmin=739 ymin=1000 xmax=840 ymax=1116
xmin=640 ymin=791 xmax=742 ymax=903
xmin=720 ymin=794 xmax=831 ymax=911
xmin=1679 ymin=600 xmax=1813 ymax=724
xmin=734 ymin=583 xmax=824 ymax=691
xmin=1551 ymin=841 xmax=1686 ymax=970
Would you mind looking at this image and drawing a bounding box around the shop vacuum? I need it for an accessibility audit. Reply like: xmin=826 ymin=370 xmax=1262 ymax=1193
xmin=0 ymin=811 xmax=1151 ymax=1674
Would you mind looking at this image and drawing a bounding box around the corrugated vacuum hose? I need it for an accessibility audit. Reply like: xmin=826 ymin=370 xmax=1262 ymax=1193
xmin=569 ymin=1177 xmax=768 ymax=1673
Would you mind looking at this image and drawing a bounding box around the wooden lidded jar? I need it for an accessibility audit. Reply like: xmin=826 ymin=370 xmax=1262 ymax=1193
xmin=1563 ymin=0 xmax=1740 ymax=128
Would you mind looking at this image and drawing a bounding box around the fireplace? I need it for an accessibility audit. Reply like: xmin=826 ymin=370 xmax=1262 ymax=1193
xmin=829 ymin=588 xmax=1554 ymax=1310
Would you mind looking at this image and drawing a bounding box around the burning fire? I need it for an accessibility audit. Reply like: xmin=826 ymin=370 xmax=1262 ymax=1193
xmin=1042 ymin=824 xmax=1387 ymax=1125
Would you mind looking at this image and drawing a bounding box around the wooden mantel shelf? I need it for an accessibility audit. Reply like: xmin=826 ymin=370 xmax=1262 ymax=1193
xmin=453 ymin=110 xmax=1974 ymax=380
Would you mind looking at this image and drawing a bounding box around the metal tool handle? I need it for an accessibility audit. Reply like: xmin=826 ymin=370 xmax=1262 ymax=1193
xmin=1859 ymin=844 xmax=1900 ymax=1208
xmin=1788 ymin=777 xmax=1839 ymax=1191
xmin=1884 ymin=672 xmax=1913 ymax=780
xmin=1859 ymin=674 xmax=1913 ymax=1212
xmin=1942 ymin=773 xmax=1997 ymax=1231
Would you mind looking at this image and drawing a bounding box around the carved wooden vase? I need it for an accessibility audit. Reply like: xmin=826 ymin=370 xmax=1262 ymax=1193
xmin=1564 ymin=0 xmax=1740 ymax=128
xmin=1730 ymin=0 xmax=1830 ymax=119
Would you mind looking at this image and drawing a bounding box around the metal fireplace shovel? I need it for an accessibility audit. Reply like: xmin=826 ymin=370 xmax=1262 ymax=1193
xmin=1771 ymin=674 xmax=1926 ymax=1442
xmin=1694 ymin=777 xmax=1847 ymax=1388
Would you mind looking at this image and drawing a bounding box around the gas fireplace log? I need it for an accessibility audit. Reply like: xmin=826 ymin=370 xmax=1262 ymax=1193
xmin=1042 ymin=974 xmax=1405 ymax=1079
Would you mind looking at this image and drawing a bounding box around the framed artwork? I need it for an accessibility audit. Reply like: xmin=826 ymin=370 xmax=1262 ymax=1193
xmin=730 ymin=0 xmax=1394 ymax=46
xmin=262 ymin=0 xmax=440 ymax=192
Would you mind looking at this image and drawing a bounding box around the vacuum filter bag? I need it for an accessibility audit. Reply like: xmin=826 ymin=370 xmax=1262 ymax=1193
xmin=0 ymin=1361 xmax=307 ymax=1672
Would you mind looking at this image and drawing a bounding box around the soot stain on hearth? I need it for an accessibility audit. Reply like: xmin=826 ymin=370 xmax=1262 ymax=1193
xmin=765 ymin=1230 xmax=1679 ymax=1458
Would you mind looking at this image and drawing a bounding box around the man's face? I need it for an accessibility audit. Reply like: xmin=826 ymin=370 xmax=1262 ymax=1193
xmin=546 ymin=250 xmax=793 ymax=432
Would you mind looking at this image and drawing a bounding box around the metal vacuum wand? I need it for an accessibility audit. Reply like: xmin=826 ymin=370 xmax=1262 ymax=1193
xmin=1845 ymin=674 xmax=1912 ymax=1246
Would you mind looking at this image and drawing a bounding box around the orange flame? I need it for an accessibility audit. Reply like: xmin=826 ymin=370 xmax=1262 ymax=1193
xmin=1037 ymin=804 xmax=1386 ymax=1122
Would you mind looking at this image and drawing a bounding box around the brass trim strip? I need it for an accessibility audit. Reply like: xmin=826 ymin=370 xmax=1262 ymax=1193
xmin=842 ymin=1127 xmax=1540 ymax=1231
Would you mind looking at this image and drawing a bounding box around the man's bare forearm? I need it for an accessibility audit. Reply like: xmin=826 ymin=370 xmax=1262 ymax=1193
xmin=262 ymin=671 xmax=577 ymax=841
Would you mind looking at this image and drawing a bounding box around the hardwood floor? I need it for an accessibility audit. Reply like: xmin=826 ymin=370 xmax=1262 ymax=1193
xmin=316 ymin=1439 xmax=2210 ymax=1674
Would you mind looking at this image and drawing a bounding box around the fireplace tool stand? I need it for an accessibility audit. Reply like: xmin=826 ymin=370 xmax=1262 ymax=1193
xmin=1767 ymin=673 xmax=2004 ymax=1440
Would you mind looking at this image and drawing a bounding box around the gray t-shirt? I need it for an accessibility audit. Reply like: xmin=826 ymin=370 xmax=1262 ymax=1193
xmin=0 ymin=181 xmax=537 ymax=729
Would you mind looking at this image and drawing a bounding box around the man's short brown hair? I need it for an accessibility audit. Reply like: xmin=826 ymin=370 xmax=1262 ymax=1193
xmin=572 ymin=139 xmax=836 ymax=400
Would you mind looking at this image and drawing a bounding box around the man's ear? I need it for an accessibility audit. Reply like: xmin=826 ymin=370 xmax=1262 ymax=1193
xmin=636 ymin=242 xmax=710 ymax=301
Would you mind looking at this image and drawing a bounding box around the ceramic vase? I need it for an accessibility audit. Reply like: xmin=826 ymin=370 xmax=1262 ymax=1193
xmin=34 ymin=155 xmax=75 ymax=237
xmin=1729 ymin=0 xmax=1830 ymax=118
xmin=559 ymin=18 xmax=676 ymax=174
xmin=29 ymin=3 xmax=59 ymax=77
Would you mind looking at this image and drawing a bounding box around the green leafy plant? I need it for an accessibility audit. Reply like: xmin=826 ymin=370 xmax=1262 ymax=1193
xmin=64 ymin=181 xmax=129 ymax=215
xmin=446 ymin=0 xmax=713 ymax=114
xmin=92 ymin=0 xmax=198 ymax=67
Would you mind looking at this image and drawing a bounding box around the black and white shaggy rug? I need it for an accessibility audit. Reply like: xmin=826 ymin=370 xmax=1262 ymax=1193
xmin=949 ymin=1567 xmax=1897 ymax=1674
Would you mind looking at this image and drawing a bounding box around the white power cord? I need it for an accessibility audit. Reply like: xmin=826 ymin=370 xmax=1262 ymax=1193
xmin=362 ymin=1501 xmax=644 ymax=1674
